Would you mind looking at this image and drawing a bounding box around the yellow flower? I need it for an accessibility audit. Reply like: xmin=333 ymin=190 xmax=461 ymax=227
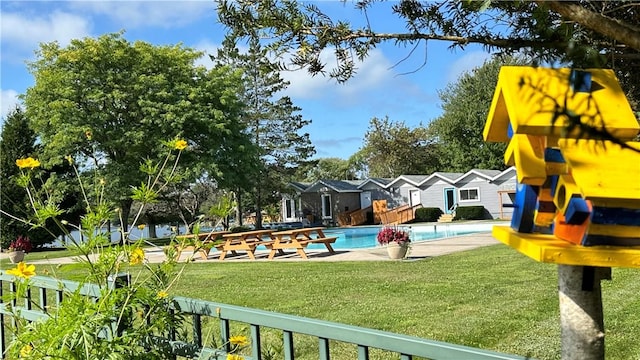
xmin=85 ymin=130 xmax=92 ymax=140
xmin=6 ymin=262 xmax=36 ymax=279
xmin=65 ymin=155 xmax=74 ymax=164
xmin=174 ymin=139 xmax=188 ymax=150
xmin=226 ymin=355 xmax=244 ymax=360
xmin=137 ymin=224 xmax=146 ymax=230
xmin=19 ymin=344 xmax=32 ymax=357
xmin=129 ymin=248 xmax=145 ymax=265
xmin=15 ymin=157 xmax=40 ymax=169
xmin=157 ymin=290 xmax=168 ymax=299
xmin=229 ymin=335 xmax=249 ymax=347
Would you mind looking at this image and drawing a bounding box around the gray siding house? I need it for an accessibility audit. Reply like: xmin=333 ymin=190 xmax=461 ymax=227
xmin=281 ymin=167 xmax=516 ymax=225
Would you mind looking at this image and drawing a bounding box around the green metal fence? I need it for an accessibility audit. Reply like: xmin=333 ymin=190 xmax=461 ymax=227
xmin=0 ymin=273 xmax=532 ymax=360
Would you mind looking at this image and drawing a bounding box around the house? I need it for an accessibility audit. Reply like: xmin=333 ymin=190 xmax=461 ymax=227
xmin=281 ymin=178 xmax=399 ymax=225
xmin=281 ymin=167 xmax=516 ymax=225
xmin=281 ymin=179 xmax=387 ymax=226
xmin=385 ymin=168 xmax=516 ymax=219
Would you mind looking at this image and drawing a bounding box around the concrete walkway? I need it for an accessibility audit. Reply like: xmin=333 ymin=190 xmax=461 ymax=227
xmin=11 ymin=232 xmax=500 ymax=265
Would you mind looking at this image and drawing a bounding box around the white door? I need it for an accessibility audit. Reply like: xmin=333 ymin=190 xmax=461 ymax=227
xmin=410 ymin=190 xmax=421 ymax=207
xmin=360 ymin=191 xmax=372 ymax=209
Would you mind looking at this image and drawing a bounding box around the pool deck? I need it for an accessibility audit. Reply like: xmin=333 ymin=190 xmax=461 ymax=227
xmin=11 ymin=232 xmax=500 ymax=265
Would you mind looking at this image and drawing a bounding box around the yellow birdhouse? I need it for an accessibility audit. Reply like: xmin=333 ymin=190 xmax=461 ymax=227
xmin=483 ymin=66 xmax=640 ymax=268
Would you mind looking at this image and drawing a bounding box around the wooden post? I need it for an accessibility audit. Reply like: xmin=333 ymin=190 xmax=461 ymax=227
xmin=558 ymin=265 xmax=610 ymax=360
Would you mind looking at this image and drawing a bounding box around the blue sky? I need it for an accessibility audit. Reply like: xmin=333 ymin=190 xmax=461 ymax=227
xmin=1 ymin=1 xmax=492 ymax=159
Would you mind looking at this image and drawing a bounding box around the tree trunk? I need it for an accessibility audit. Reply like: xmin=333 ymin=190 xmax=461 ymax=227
xmin=119 ymin=198 xmax=133 ymax=244
xmin=235 ymin=190 xmax=243 ymax=226
xmin=255 ymin=189 xmax=263 ymax=230
xmin=558 ymin=265 xmax=609 ymax=360
xmin=148 ymin=223 xmax=157 ymax=238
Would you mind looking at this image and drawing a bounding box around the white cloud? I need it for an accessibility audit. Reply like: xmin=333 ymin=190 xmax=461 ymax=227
xmin=446 ymin=51 xmax=492 ymax=85
xmin=70 ymin=1 xmax=214 ymax=28
xmin=281 ymin=48 xmax=397 ymax=101
xmin=193 ymin=40 xmax=221 ymax=69
xmin=1 ymin=11 xmax=92 ymax=58
xmin=1 ymin=89 xmax=21 ymax=120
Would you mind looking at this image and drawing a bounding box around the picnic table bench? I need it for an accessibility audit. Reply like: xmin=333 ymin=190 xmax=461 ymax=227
xmin=217 ymin=229 xmax=279 ymax=260
xmin=269 ymin=227 xmax=337 ymax=260
xmin=173 ymin=230 xmax=230 ymax=260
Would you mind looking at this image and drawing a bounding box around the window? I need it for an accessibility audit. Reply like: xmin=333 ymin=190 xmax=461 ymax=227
xmin=459 ymin=188 xmax=480 ymax=202
xmin=321 ymin=194 xmax=332 ymax=219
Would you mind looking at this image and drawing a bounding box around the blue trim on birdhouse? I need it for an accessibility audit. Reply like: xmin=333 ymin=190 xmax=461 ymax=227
xmin=511 ymin=183 xmax=538 ymax=233
xmin=565 ymin=197 xmax=591 ymax=225
xmin=591 ymin=207 xmax=640 ymax=226
xmin=570 ymin=69 xmax=592 ymax=93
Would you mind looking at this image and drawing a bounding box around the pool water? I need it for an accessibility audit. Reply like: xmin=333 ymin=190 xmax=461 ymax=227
xmin=308 ymin=223 xmax=496 ymax=250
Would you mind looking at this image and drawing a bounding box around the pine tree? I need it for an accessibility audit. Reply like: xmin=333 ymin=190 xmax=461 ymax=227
xmin=212 ymin=36 xmax=316 ymax=227
xmin=1 ymin=108 xmax=85 ymax=248
xmin=1 ymin=107 xmax=39 ymax=248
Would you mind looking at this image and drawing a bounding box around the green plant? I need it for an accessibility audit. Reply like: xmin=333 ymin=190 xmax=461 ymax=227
xmin=454 ymin=206 xmax=487 ymax=220
xmin=2 ymin=138 xmax=202 ymax=359
xmin=415 ymin=207 xmax=443 ymax=222
xmin=231 ymin=225 xmax=253 ymax=233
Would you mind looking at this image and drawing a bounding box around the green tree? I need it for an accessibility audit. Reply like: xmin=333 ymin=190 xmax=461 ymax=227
xmin=0 ymin=108 xmax=38 ymax=248
xmin=359 ymin=116 xmax=440 ymax=178
xmin=23 ymin=32 xmax=256 ymax=235
xmin=0 ymin=108 xmax=83 ymax=248
xmin=206 ymin=191 xmax=237 ymax=230
xmin=295 ymin=157 xmax=359 ymax=182
xmin=427 ymin=56 xmax=528 ymax=172
xmin=212 ymin=36 xmax=315 ymax=228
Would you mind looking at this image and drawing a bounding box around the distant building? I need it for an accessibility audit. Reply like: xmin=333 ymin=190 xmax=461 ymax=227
xmin=281 ymin=167 xmax=516 ymax=225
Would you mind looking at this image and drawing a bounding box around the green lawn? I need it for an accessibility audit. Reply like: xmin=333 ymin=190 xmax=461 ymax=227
xmin=19 ymin=244 xmax=640 ymax=360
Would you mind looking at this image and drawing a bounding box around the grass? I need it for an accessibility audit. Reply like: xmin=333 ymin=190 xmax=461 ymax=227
xmin=12 ymin=244 xmax=640 ymax=360
xmin=10 ymin=248 xmax=76 ymax=262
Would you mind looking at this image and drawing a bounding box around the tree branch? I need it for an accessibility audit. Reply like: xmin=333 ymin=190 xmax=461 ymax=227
xmin=543 ymin=1 xmax=640 ymax=51
xmin=304 ymin=28 xmax=571 ymax=50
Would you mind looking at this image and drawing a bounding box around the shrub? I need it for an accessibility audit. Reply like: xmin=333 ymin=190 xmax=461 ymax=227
xmin=414 ymin=207 xmax=443 ymax=222
xmin=231 ymin=225 xmax=253 ymax=233
xmin=454 ymin=206 xmax=487 ymax=220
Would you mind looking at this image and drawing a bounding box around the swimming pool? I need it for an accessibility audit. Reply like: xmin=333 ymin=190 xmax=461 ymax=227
xmin=307 ymin=223 xmax=498 ymax=250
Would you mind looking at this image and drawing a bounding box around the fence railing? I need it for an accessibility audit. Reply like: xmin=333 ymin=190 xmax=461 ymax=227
xmin=337 ymin=206 xmax=372 ymax=226
xmin=0 ymin=272 xmax=531 ymax=360
xmin=380 ymin=204 xmax=422 ymax=225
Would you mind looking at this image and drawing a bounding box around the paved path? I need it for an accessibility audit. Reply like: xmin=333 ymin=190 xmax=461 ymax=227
xmin=9 ymin=232 xmax=500 ymax=265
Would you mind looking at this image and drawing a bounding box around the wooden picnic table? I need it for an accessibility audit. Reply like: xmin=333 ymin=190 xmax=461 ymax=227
xmin=173 ymin=230 xmax=231 ymax=260
xmin=218 ymin=229 xmax=277 ymax=260
xmin=269 ymin=227 xmax=337 ymax=260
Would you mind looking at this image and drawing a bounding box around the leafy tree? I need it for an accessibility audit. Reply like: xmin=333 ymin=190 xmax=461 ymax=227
xmin=206 ymin=191 xmax=237 ymax=230
xmin=212 ymin=36 xmax=315 ymax=228
xmin=295 ymin=157 xmax=359 ymax=182
xmin=359 ymin=116 xmax=440 ymax=178
xmin=23 ymin=32 xmax=256 ymax=234
xmin=427 ymin=56 xmax=528 ymax=172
